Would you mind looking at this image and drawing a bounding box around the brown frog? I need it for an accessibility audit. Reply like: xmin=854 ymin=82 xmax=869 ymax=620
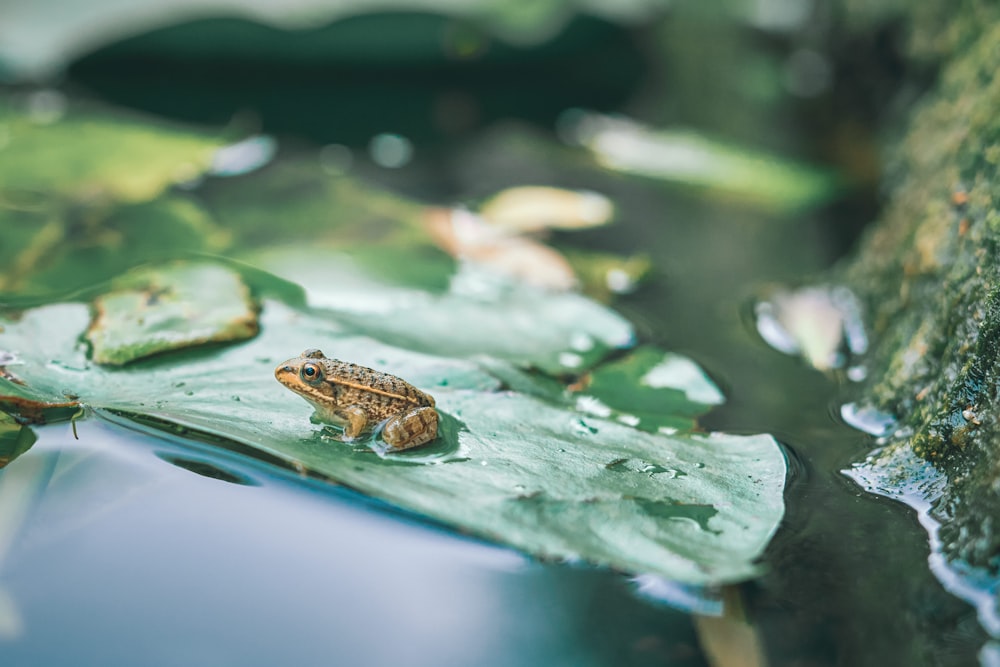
xmin=275 ymin=348 xmax=439 ymax=450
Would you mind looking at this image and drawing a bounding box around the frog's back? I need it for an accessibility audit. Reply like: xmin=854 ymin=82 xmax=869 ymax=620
xmin=324 ymin=358 xmax=435 ymax=418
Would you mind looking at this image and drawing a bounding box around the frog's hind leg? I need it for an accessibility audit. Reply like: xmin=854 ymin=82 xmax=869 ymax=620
xmin=383 ymin=407 xmax=439 ymax=450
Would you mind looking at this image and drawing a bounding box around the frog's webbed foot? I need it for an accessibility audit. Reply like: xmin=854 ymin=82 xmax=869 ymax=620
xmin=383 ymin=407 xmax=439 ymax=450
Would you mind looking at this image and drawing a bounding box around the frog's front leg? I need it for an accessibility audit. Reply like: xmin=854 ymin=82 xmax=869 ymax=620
xmin=333 ymin=405 xmax=369 ymax=440
xmin=383 ymin=407 xmax=439 ymax=450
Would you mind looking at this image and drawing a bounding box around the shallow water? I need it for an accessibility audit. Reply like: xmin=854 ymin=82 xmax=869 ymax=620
xmin=612 ymin=193 xmax=986 ymax=666
xmin=0 ymin=419 xmax=707 ymax=667
xmin=2 ymin=9 xmax=989 ymax=664
xmin=0 ymin=184 xmax=986 ymax=666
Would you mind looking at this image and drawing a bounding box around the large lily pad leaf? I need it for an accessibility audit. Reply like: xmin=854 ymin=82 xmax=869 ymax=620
xmin=0 ymin=196 xmax=229 ymax=300
xmin=245 ymin=249 xmax=634 ymax=374
xmin=0 ymin=298 xmax=785 ymax=584
xmin=0 ymin=98 xmax=223 ymax=201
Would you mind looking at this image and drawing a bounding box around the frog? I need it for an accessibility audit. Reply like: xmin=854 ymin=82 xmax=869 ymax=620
xmin=275 ymin=348 xmax=439 ymax=450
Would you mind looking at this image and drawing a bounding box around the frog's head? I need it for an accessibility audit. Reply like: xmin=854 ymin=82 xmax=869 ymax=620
xmin=275 ymin=350 xmax=334 ymax=405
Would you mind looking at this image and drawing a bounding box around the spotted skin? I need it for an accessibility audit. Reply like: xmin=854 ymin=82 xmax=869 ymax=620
xmin=275 ymin=349 xmax=438 ymax=450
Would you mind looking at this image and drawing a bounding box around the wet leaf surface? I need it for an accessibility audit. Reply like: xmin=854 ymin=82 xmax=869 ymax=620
xmin=579 ymin=346 xmax=725 ymax=434
xmin=0 ymin=295 xmax=785 ymax=584
xmin=241 ymin=249 xmax=634 ymax=375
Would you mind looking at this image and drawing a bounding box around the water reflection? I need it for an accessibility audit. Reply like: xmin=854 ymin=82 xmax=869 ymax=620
xmin=0 ymin=419 xmax=704 ymax=667
xmin=155 ymin=453 xmax=258 ymax=486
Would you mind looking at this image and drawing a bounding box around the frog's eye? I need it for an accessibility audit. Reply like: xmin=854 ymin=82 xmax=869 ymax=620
xmin=300 ymin=362 xmax=323 ymax=383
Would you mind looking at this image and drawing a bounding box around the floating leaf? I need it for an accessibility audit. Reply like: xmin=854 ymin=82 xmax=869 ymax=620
xmin=753 ymin=285 xmax=867 ymax=372
xmin=560 ymin=248 xmax=650 ymax=301
xmin=578 ymin=346 xmax=724 ymax=433
xmin=0 ymin=298 xmax=786 ymax=585
xmin=570 ymin=112 xmax=840 ymax=213
xmin=86 ymin=262 xmax=259 ymax=365
xmin=0 ymin=97 xmax=223 ymax=201
xmin=242 ymin=248 xmax=633 ymax=374
xmin=478 ymin=186 xmax=614 ymax=233
xmin=425 ymin=208 xmax=578 ymax=291
xmin=0 ymin=196 xmax=228 ymax=299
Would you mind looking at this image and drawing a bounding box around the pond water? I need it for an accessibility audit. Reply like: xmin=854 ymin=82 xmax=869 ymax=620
xmin=0 ymin=186 xmax=984 ymax=666
xmin=0 ymin=7 xmax=989 ymax=667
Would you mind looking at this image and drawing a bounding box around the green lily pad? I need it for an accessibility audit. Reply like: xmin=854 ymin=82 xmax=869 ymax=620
xmin=574 ymin=113 xmax=841 ymax=214
xmin=86 ymin=262 xmax=259 ymax=365
xmin=244 ymin=250 xmax=635 ymax=374
xmin=0 ymin=98 xmax=223 ymax=201
xmin=0 ymin=298 xmax=786 ymax=584
xmin=0 ymin=196 xmax=228 ymax=300
xmin=560 ymin=248 xmax=651 ymax=301
xmin=578 ymin=346 xmax=725 ymax=433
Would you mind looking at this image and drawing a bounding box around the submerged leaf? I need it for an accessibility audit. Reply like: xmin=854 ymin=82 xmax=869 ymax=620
xmin=0 ymin=298 xmax=786 ymax=584
xmin=87 ymin=262 xmax=259 ymax=365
